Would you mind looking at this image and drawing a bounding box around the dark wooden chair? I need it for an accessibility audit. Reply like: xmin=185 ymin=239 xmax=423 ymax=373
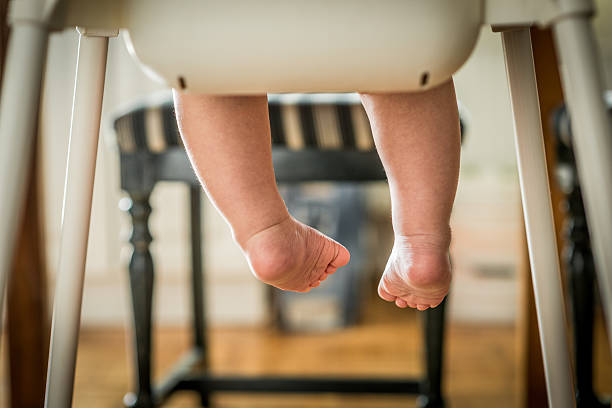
xmin=112 ymin=92 xmax=464 ymax=408
xmin=553 ymin=99 xmax=612 ymax=408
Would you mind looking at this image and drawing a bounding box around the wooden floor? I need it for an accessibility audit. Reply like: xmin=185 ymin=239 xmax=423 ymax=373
xmin=2 ymin=296 xmax=610 ymax=407
xmin=70 ymin=298 xmax=520 ymax=408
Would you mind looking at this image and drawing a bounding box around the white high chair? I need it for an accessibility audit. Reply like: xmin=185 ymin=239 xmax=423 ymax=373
xmin=0 ymin=0 xmax=611 ymax=407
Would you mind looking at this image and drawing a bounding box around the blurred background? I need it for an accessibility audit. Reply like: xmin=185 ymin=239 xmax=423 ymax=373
xmin=1 ymin=1 xmax=612 ymax=407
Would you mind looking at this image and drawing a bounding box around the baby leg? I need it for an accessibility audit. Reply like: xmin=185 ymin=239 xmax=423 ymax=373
xmin=360 ymin=80 xmax=460 ymax=310
xmin=173 ymin=92 xmax=350 ymax=292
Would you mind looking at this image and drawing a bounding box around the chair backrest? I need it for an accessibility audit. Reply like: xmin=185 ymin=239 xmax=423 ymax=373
xmin=113 ymin=93 xmax=376 ymax=154
xmin=112 ymin=92 xmax=466 ymax=155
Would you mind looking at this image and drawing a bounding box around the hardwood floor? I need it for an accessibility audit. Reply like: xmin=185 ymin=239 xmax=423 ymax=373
xmin=2 ymin=296 xmax=609 ymax=407
xmin=69 ymin=298 xmax=519 ymax=408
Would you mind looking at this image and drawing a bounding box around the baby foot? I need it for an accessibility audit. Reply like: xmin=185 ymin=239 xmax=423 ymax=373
xmin=243 ymin=217 xmax=351 ymax=292
xmin=378 ymin=234 xmax=451 ymax=311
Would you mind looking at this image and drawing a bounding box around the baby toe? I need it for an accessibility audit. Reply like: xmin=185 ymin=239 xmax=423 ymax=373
xmin=395 ymin=298 xmax=408 ymax=308
xmin=325 ymin=265 xmax=338 ymax=274
xmin=326 ymin=240 xmax=351 ymax=270
xmin=378 ymin=285 xmax=396 ymax=302
xmin=412 ymin=295 xmax=443 ymax=307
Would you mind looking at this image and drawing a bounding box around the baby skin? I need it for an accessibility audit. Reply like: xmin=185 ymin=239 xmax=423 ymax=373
xmin=174 ymin=80 xmax=460 ymax=309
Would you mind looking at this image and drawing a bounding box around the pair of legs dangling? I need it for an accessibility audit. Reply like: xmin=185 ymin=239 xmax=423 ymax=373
xmin=174 ymin=80 xmax=460 ymax=310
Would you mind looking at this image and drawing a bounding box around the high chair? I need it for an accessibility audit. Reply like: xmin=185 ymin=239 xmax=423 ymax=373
xmin=1 ymin=1 xmax=611 ymax=407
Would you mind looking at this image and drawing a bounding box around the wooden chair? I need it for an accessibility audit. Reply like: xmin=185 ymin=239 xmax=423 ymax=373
xmin=553 ymin=97 xmax=612 ymax=408
xmin=111 ymin=92 xmax=465 ymax=407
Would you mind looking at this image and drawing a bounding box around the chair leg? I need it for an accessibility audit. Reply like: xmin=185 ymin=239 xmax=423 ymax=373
xmin=552 ymin=12 xmax=612 ymax=359
xmin=189 ymin=186 xmax=210 ymax=406
xmin=501 ymin=28 xmax=575 ymax=407
xmin=0 ymin=22 xmax=48 ymax=334
xmin=123 ymin=190 xmax=156 ymax=408
xmin=189 ymin=186 xmax=206 ymax=351
xmin=44 ymin=32 xmax=109 ymax=408
xmin=566 ymin=190 xmax=609 ymax=408
xmin=568 ymin=235 xmax=608 ymax=408
xmin=417 ymin=297 xmax=446 ymax=408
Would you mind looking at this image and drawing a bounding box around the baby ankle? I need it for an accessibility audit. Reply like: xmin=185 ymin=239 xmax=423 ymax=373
xmin=394 ymin=228 xmax=451 ymax=251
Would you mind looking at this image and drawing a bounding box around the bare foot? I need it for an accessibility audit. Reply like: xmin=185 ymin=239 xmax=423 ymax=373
xmin=243 ymin=217 xmax=351 ymax=292
xmin=378 ymin=234 xmax=451 ymax=311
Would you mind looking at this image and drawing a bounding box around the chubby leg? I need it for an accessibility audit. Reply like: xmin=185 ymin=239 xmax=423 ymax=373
xmin=173 ymin=92 xmax=350 ymax=292
xmin=360 ymin=80 xmax=460 ymax=310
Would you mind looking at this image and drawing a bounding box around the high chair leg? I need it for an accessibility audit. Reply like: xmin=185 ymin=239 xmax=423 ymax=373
xmin=553 ymin=14 xmax=612 ymax=358
xmin=0 ymin=22 xmax=48 ymax=335
xmin=44 ymin=30 xmax=110 ymax=408
xmin=501 ymin=28 xmax=575 ymax=407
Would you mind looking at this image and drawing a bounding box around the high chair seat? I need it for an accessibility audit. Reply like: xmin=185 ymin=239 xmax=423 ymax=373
xmin=116 ymin=0 xmax=482 ymax=94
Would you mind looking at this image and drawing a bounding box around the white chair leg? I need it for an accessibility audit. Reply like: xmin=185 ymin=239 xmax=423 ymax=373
xmin=501 ymin=28 xmax=575 ymax=407
xmin=0 ymin=22 xmax=48 ymax=334
xmin=44 ymin=31 xmax=110 ymax=408
xmin=553 ymin=14 xmax=612 ymax=356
